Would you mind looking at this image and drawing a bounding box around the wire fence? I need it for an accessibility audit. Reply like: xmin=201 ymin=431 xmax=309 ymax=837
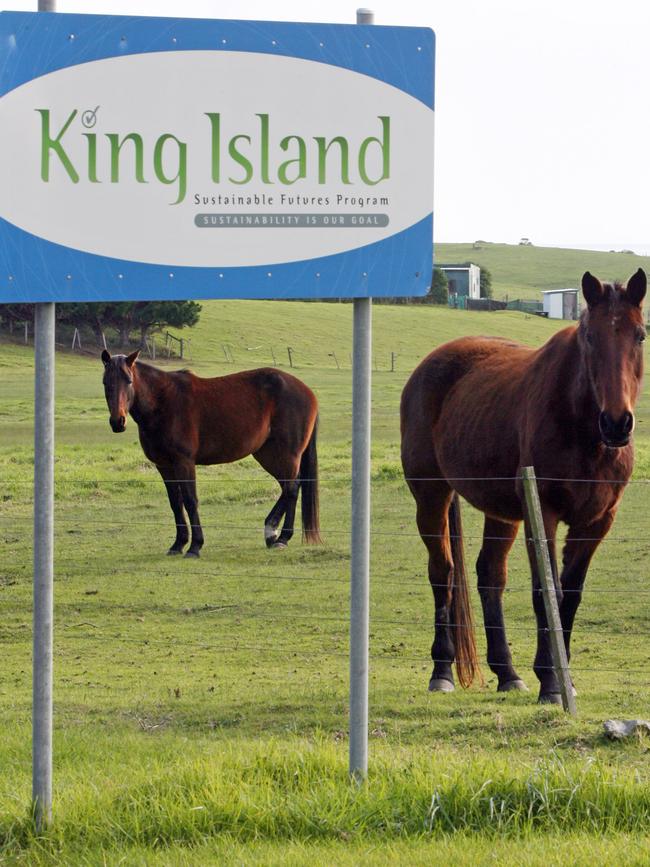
xmin=2 ymin=473 xmax=650 ymax=717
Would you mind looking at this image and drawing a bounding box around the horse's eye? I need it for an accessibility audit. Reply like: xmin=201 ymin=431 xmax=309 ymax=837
xmin=637 ymin=330 xmax=646 ymax=344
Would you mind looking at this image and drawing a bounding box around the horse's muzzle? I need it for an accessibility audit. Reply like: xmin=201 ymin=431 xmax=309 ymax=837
xmin=110 ymin=416 xmax=127 ymax=433
xmin=599 ymin=411 xmax=633 ymax=448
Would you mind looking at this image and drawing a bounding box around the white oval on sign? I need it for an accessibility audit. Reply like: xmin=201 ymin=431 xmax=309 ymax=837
xmin=0 ymin=51 xmax=433 ymax=267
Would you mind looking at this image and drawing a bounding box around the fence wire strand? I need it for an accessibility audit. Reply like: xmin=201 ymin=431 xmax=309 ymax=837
xmin=2 ymin=471 xmax=649 ymax=697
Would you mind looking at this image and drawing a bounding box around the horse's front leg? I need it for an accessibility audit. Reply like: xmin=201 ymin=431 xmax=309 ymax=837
xmin=176 ymin=463 xmax=204 ymax=558
xmin=559 ymin=512 xmax=614 ymax=666
xmin=158 ymin=465 xmax=189 ymax=555
xmin=522 ymin=507 xmax=562 ymax=703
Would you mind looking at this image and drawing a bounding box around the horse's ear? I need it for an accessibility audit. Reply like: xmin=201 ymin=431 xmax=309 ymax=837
xmin=101 ymin=349 xmax=111 ymax=366
xmin=126 ymin=349 xmax=140 ymax=368
xmin=582 ymin=271 xmax=605 ymax=308
xmin=626 ymin=268 xmax=647 ymax=307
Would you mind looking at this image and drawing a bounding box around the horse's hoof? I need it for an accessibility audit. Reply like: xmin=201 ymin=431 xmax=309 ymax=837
xmin=264 ymin=527 xmax=280 ymax=547
xmin=538 ymin=691 xmax=563 ymax=705
xmin=167 ymin=548 xmax=184 ymax=556
xmin=497 ymin=679 xmax=529 ymax=693
xmin=428 ymin=677 xmax=455 ymax=693
xmin=271 ymin=541 xmax=288 ymax=550
xmin=184 ymin=550 xmax=200 ymax=559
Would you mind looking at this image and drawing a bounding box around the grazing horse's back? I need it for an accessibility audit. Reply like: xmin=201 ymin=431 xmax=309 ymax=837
xmin=401 ymin=337 xmax=529 ymax=505
xmin=189 ymin=367 xmax=317 ymax=466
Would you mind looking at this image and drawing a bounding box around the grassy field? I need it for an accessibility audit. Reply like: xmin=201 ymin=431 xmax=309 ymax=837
xmin=2 ymin=300 xmax=650 ymax=864
xmin=436 ymin=241 xmax=650 ymax=301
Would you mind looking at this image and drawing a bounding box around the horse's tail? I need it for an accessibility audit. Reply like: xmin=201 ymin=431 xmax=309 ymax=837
xmin=448 ymin=493 xmax=481 ymax=688
xmin=300 ymin=417 xmax=321 ymax=544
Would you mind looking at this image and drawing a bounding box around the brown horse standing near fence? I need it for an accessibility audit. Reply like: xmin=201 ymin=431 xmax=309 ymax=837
xmin=101 ymin=351 xmax=320 ymax=556
xmin=401 ymin=269 xmax=646 ymax=702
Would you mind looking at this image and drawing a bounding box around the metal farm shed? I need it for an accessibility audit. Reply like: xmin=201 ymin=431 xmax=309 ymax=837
xmin=439 ymin=264 xmax=481 ymax=300
xmin=542 ymin=288 xmax=580 ymax=320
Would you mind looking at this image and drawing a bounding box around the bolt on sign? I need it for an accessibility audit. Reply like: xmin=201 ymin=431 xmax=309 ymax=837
xmin=0 ymin=12 xmax=434 ymax=302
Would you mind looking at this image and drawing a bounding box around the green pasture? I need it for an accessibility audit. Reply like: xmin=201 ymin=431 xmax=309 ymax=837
xmin=2 ymin=301 xmax=650 ymax=864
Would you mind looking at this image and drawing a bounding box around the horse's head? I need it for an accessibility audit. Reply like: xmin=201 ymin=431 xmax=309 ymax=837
xmin=101 ymin=349 xmax=140 ymax=433
xmin=579 ymin=268 xmax=646 ymax=448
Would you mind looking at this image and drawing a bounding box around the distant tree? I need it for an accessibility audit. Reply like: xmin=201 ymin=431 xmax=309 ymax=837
xmin=0 ymin=304 xmax=34 ymax=328
xmin=428 ymin=268 xmax=449 ymax=305
xmin=93 ymin=301 xmax=202 ymax=347
xmin=480 ymin=267 xmax=493 ymax=300
xmin=1 ymin=300 xmax=203 ymax=348
xmin=132 ymin=301 xmax=202 ymax=347
xmin=105 ymin=303 xmax=141 ymax=347
xmin=57 ymin=303 xmax=111 ymax=345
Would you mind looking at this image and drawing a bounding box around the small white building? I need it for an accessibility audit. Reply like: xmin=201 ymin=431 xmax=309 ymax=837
xmin=542 ymin=288 xmax=580 ymax=320
xmin=438 ymin=264 xmax=481 ymax=299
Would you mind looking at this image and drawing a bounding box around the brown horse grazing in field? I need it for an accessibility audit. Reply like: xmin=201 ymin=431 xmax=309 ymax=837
xmin=101 ymin=350 xmax=320 ymax=556
xmin=401 ymin=269 xmax=646 ymax=703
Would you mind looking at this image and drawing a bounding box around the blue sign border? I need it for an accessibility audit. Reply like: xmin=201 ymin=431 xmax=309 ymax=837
xmin=0 ymin=12 xmax=434 ymax=302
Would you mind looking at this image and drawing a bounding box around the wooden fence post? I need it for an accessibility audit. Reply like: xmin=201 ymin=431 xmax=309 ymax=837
xmin=521 ymin=466 xmax=577 ymax=715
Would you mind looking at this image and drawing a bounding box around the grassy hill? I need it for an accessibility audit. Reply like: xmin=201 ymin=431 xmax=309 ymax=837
xmin=436 ymin=241 xmax=650 ymax=301
xmin=178 ymin=300 xmax=565 ymax=374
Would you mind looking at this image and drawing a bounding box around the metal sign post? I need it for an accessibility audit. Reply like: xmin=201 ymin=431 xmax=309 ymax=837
xmin=33 ymin=301 xmax=54 ymax=830
xmin=32 ymin=0 xmax=56 ymax=831
xmin=349 ymin=4 xmax=373 ymax=786
xmin=349 ymin=289 xmax=372 ymax=780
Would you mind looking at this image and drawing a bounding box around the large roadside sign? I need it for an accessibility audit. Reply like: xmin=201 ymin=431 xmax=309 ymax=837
xmin=0 ymin=12 xmax=434 ymax=302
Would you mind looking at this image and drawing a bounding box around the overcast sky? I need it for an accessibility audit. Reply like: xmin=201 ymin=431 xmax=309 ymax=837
xmin=5 ymin=0 xmax=650 ymax=252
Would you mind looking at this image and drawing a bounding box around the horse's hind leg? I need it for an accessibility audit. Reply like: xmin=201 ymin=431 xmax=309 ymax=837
xmin=262 ymin=491 xmax=287 ymax=547
xmin=253 ymin=442 xmax=300 ymax=548
xmin=158 ymin=465 xmax=189 ymax=555
xmin=268 ymin=479 xmax=300 ymax=548
xmin=410 ymin=480 xmax=457 ymax=690
xmin=175 ymin=463 xmax=204 ymax=558
xmin=477 ymin=517 xmax=527 ymax=691
xmin=261 ymin=479 xmax=299 ymax=548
